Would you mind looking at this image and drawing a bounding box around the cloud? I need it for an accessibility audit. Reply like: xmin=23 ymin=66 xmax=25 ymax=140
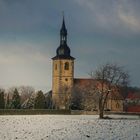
xmin=73 ymin=0 xmax=140 ymax=36
xmin=0 ymin=41 xmax=53 ymax=90
xmin=0 ymin=42 xmax=50 ymax=64
xmin=117 ymin=3 xmax=140 ymax=32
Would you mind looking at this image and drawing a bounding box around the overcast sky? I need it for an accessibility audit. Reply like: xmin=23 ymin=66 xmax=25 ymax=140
xmin=0 ymin=0 xmax=140 ymax=92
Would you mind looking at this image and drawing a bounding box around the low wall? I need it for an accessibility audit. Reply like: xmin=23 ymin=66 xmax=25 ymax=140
xmin=71 ymin=110 xmax=98 ymax=115
xmin=71 ymin=110 xmax=140 ymax=115
xmin=0 ymin=109 xmax=140 ymax=115
xmin=0 ymin=109 xmax=71 ymax=115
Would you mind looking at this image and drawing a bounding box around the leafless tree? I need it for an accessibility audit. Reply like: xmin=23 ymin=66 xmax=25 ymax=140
xmin=72 ymin=80 xmax=101 ymax=111
xmin=18 ymin=86 xmax=35 ymax=104
xmin=59 ymin=84 xmax=72 ymax=109
xmin=7 ymin=87 xmax=18 ymax=101
xmin=71 ymin=85 xmax=83 ymax=110
xmin=6 ymin=86 xmax=35 ymax=108
xmin=90 ymin=63 xmax=129 ymax=118
xmin=7 ymin=86 xmax=35 ymax=104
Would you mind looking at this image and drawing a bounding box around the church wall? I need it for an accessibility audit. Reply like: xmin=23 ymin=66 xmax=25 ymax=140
xmin=52 ymin=59 xmax=74 ymax=109
xmin=107 ymin=99 xmax=124 ymax=112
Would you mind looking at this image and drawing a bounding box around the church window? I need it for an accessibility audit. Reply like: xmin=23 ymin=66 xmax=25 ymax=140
xmin=64 ymin=62 xmax=69 ymax=70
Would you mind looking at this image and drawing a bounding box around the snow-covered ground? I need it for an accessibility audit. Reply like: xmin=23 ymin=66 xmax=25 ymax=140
xmin=0 ymin=115 xmax=140 ymax=140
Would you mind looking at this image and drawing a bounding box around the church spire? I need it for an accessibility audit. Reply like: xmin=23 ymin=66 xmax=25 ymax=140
xmin=52 ymin=14 xmax=74 ymax=60
xmin=60 ymin=13 xmax=67 ymax=45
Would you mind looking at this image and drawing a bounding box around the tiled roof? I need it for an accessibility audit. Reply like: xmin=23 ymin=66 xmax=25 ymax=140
xmin=74 ymin=78 xmax=123 ymax=100
xmin=127 ymin=92 xmax=140 ymax=99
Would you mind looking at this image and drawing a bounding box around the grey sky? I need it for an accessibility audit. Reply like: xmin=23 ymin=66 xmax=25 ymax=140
xmin=0 ymin=0 xmax=140 ymax=91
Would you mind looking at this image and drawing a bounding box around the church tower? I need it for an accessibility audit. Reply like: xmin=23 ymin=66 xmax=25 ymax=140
xmin=52 ymin=16 xmax=75 ymax=109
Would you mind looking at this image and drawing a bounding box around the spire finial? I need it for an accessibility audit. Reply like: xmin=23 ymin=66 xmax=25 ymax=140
xmin=62 ymin=11 xmax=65 ymax=24
xmin=61 ymin=11 xmax=66 ymax=31
xmin=60 ymin=11 xmax=67 ymax=45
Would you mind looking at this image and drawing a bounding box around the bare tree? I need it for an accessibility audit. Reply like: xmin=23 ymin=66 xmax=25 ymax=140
xmin=18 ymin=86 xmax=35 ymax=104
xmin=71 ymin=85 xmax=83 ymax=110
xmin=58 ymin=84 xmax=72 ymax=109
xmin=90 ymin=63 xmax=129 ymax=118
xmin=6 ymin=86 xmax=35 ymax=108
xmin=7 ymin=87 xmax=17 ymax=97
xmin=72 ymin=81 xmax=98 ymax=111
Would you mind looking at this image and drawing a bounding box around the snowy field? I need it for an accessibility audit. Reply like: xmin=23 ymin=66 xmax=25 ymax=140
xmin=0 ymin=115 xmax=140 ymax=140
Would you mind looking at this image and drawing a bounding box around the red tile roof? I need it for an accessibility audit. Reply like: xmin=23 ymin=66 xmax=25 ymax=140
xmin=74 ymin=78 xmax=96 ymax=86
xmin=127 ymin=92 xmax=140 ymax=99
xmin=74 ymin=78 xmax=123 ymax=100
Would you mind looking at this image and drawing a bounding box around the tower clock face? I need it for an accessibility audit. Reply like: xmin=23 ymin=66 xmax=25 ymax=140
xmin=59 ymin=49 xmax=64 ymax=55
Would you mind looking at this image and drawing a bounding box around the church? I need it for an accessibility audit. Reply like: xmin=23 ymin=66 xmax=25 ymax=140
xmin=51 ymin=17 xmax=124 ymax=112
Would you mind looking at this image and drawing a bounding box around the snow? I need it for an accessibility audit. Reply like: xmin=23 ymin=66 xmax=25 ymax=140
xmin=0 ymin=115 xmax=140 ymax=140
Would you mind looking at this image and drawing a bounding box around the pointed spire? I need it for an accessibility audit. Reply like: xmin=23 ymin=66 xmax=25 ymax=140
xmin=60 ymin=12 xmax=67 ymax=35
xmin=62 ymin=11 xmax=66 ymax=30
xmin=52 ymin=14 xmax=75 ymax=60
xmin=60 ymin=12 xmax=67 ymax=45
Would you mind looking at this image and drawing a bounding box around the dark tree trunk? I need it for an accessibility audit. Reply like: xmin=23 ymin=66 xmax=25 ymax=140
xmin=99 ymin=108 xmax=104 ymax=119
xmin=99 ymin=100 xmax=104 ymax=119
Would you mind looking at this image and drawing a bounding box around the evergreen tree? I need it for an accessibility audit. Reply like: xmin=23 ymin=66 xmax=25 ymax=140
xmin=0 ymin=89 xmax=5 ymax=109
xmin=34 ymin=90 xmax=46 ymax=109
xmin=6 ymin=94 xmax=10 ymax=109
xmin=11 ymin=88 xmax=21 ymax=109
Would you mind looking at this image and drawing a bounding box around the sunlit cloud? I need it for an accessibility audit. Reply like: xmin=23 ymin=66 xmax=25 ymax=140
xmin=73 ymin=0 xmax=140 ymax=36
xmin=118 ymin=7 xmax=140 ymax=32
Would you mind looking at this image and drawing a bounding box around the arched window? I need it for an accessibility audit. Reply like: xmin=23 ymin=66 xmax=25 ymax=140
xmin=64 ymin=62 xmax=69 ymax=70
